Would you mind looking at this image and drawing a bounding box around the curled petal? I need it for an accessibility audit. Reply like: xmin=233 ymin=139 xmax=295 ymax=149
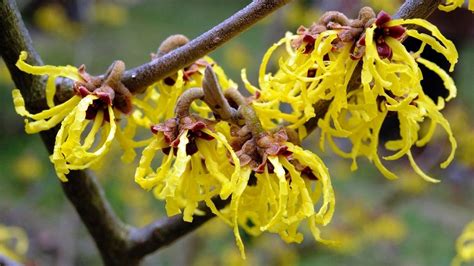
xmin=387 ymin=18 xmax=458 ymax=71
xmin=12 ymin=89 xmax=82 ymax=133
xmin=287 ymin=143 xmax=335 ymax=225
xmin=16 ymin=51 xmax=81 ymax=107
xmin=50 ymin=96 xmax=117 ymax=181
xmin=438 ymin=0 xmax=464 ymax=11
xmin=160 ymin=131 xmax=191 ymax=201
xmin=416 ymin=57 xmax=456 ymax=101
xmin=133 ymin=135 xmax=167 ymax=190
xmin=202 ymin=127 xmax=241 ymax=199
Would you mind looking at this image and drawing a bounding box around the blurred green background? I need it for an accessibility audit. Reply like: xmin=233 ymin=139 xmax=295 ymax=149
xmin=0 ymin=0 xmax=473 ymax=265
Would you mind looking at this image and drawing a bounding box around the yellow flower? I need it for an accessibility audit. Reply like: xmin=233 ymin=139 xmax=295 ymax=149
xmin=245 ymin=9 xmax=458 ymax=182
xmin=317 ymin=12 xmax=458 ymax=182
xmin=134 ymin=119 xmax=240 ymax=222
xmin=242 ymin=9 xmax=378 ymax=141
xmin=246 ymin=8 xmax=459 ymax=183
xmin=204 ymin=125 xmax=335 ymax=258
xmin=136 ymin=112 xmax=336 ymax=259
xmin=12 ymin=52 xmax=132 ymax=181
xmin=242 ymin=30 xmax=357 ymax=136
xmin=452 ymin=220 xmax=474 ymax=266
xmin=357 ymin=14 xmax=456 ymax=181
xmin=0 ymin=224 xmax=28 ymax=263
xmin=132 ymin=57 xmax=237 ymax=128
xmin=125 ymin=58 xmax=237 ymax=162
xmin=319 ymin=89 xmax=394 ymax=178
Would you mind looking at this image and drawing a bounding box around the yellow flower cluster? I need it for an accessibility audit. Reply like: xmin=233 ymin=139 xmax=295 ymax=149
xmin=12 ymin=52 xmax=234 ymax=180
xmin=13 ymin=52 xmax=122 ymax=181
xmin=0 ymin=224 xmax=28 ymax=263
xmin=135 ymin=121 xmax=241 ymax=222
xmin=12 ymin=50 xmax=334 ymax=258
xmin=331 ymin=17 xmax=457 ymax=182
xmin=245 ymin=10 xmax=458 ymax=182
xmin=118 ymin=57 xmax=236 ymax=163
xmin=11 ymin=7 xmax=463 ymax=259
xmin=129 ymin=57 xmax=336 ymax=257
xmin=135 ymin=119 xmax=335 ymax=258
xmin=222 ymin=141 xmax=335 ymax=257
xmin=452 ymin=220 xmax=474 ymax=266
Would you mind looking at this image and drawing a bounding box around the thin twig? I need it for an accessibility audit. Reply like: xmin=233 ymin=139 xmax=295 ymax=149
xmin=0 ymin=0 xmax=44 ymax=111
xmin=394 ymin=0 xmax=442 ymax=19
xmin=121 ymin=0 xmax=292 ymax=93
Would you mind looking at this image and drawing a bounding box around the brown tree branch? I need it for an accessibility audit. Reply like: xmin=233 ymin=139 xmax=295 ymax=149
xmin=0 ymin=0 xmax=44 ymax=111
xmin=56 ymin=1 xmax=294 ymax=100
xmin=39 ymin=129 xmax=134 ymax=265
xmin=0 ymin=1 xmax=135 ymax=265
xmin=394 ymin=0 xmax=442 ymax=19
xmin=55 ymin=0 xmax=293 ymax=96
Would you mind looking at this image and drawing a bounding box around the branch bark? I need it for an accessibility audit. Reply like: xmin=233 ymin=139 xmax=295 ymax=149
xmin=56 ymin=0 xmax=293 ymax=96
xmin=394 ymin=0 xmax=442 ymax=19
xmin=0 ymin=0 xmax=44 ymax=111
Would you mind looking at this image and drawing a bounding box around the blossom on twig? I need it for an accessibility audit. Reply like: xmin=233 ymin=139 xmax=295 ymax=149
xmin=12 ymin=52 xmax=133 ymax=181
